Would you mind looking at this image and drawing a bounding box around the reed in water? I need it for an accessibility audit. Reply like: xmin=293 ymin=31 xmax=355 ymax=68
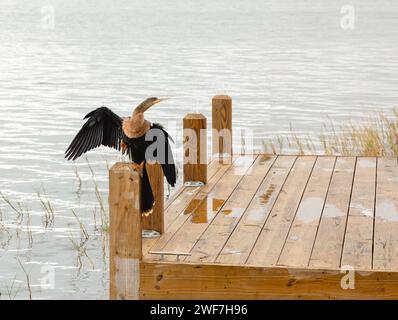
xmin=263 ymin=109 xmax=398 ymax=157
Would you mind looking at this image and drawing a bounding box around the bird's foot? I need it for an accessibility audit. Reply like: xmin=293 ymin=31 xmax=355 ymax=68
xmin=120 ymin=140 xmax=128 ymax=152
xmin=131 ymin=161 xmax=144 ymax=171
xmin=142 ymin=208 xmax=154 ymax=217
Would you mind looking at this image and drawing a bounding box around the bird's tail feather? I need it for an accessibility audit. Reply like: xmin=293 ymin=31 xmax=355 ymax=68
xmin=141 ymin=163 xmax=154 ymax=213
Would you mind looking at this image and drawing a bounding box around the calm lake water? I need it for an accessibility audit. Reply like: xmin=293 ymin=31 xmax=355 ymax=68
xmin=0 ymin=0 xmax=398 ymax=299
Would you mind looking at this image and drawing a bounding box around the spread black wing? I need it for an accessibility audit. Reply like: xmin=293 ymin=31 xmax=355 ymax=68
xmin=65 ymin=106 xmax=123 ymax=161
xmin=149 ymin=123 xmax=176 ymax=187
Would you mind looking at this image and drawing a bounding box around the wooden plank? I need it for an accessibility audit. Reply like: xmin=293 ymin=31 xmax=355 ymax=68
xmin=142 ymin=159 xmax=232 ymax=256
xmin=373 ymin=157 xmax=398 ymax=270
xmin=157 ymin=155 xmax=258 ymax=262
xmin=142 ymin=162 xmax=164 ymax=233
xmin=278 ymin=156 xmax=336 ymax=267
xmin=140 ymin=261 xmax=398 ymax=300
xmin=341 ymin=157 xmax=376 ymax=270
xmin=164 ymin=160 xmax=225 ymax=228
xmin=247 ymin=156 xmax=317 ymax=267
xmin=109 ymin=163 xmax=142 ymax=300
xmin=186 ymin=155 xmax=277 ymax=263
xmin=163 ymin=159 xmax=223 ymax=211
xmin=216 ymin=156 xmax=296 ymax=265
xmin=309 ymin=157 xmax=356 ymax=269
xmin=143 ymin=156 xmax=244 ymax=258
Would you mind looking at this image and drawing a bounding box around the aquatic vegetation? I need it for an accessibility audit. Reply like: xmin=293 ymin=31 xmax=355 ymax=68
xmin=25 ymin=210 xmax=33 ymax=248
xmin=37 ymin=186 xmax=55 ymax=228
xmin=0 ymin=209 xmax=12 ymax=249
xmin=17 ymin=258 xmax=32 ymax=300
xmin=0 ymin=192 xmax=25 ymax=218
xmin=85 ymin=158 xmax=109 ymax=232
xmin=0 ymin=160 xmax=112 ymax=299
xmin=263 ymin=109 xmax=398 ymax=156
xmin=4 ymin=274 xmax=21 ymax=300
xmin=68 ymin=208 xmax=96 ymax=272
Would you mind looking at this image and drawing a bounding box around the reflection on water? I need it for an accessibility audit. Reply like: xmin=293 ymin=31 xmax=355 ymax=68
xmin=1 ymin=0 xmax=398 ymax=299
xmin=184 ymin=197 xmax=225 ymax=224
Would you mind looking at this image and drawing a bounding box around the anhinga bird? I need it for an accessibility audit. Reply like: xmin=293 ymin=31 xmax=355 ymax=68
xmin=65 ymin=97 xmax=176 ymax=214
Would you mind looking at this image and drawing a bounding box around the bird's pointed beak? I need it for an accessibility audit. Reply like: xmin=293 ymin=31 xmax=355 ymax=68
xmin=134 ymin=97 xmax=170 ymax=115
xmin=154 ymin=97 xmax=169 ymax=104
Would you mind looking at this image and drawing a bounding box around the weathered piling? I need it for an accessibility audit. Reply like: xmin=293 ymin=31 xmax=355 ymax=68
xmin=212 ymin=95 xmax=232 ymax=158
xmin=142 ymin=161 xmax=164 ymax=234
xmin=183 ymin=113 xmax=207 ymax=184
xmin=109 ymin=163 xmax=142 ymax=300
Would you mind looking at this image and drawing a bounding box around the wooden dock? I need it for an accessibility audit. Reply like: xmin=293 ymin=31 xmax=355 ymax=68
xmin=109 ymin=96 xmax=398 ymax=300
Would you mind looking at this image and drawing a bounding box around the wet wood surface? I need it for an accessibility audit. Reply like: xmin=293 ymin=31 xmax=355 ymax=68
xmin=143 ymin=155 xmax=398 ymax=272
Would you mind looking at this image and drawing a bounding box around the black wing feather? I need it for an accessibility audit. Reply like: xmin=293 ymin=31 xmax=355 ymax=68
xmin=150 ymin=123 xmax=176 ymax=187
xmin=65 ymin=106 xmax=123 ymax=161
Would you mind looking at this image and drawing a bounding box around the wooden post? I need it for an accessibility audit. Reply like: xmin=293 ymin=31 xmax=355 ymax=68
xmin=183 ymin=113 xmax=207 ymax=185
xmin=212 ymin=95 xmax=232 ymax=158
xmin=109 ymin=163 xmax=142 ymax=300
xmin=142 ymin=161 xmax=164 ymax=234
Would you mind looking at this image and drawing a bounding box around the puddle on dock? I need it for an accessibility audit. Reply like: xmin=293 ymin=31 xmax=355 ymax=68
xmin=357 ymin=159 xmax=376 ymax=168
xmin=350 ymin=202 xmax=374 ymax=217
xmin=184 ymin=197 xmax=225 ymax=223
xmin=240 ymin=184 xmax=278 ymax=224
xmin=376 ymin=200 xmax=398 ymax=222
xmin=295 ymin=197 xmax=325 ymax=223
xmin=322 ymin=204 xmax=346 ymax=218
xmin=221 ymin=208 xmax=245 ymax=218
xmin=230 ymin=156 xmax=256 ymax=175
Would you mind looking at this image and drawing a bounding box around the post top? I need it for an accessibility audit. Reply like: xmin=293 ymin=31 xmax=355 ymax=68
xmin=183 ymin=113 xmax=207 ymax=120
xmin=212 ymin=95 xmax=232 ymax=101
xmin=110 ymin=162 xmax=142 ymax=174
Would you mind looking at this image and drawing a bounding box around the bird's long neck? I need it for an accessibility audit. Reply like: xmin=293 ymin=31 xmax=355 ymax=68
xmin=122 ymin=113 xmax=151 ymax=138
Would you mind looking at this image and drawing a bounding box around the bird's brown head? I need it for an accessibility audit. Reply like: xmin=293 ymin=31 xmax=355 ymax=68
xmin=124 ymin=97 xmax=168 ymax=138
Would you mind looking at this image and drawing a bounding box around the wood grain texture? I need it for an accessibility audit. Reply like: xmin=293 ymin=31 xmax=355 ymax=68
xmin=341 ymin=157 xmax=376 ymax=270
xmin=374 ymin=157 xmax=398 ymax=270
xmin=142 ymin=161 xmax=164 ymax=233
xmin=109 ymin=163 xmax=142 ymax=300
xmin=142 ymin=158 xmax=238 ymax=260
xmin=140 ymin=261 xmax=398 ymax=300
xmin=159 ymin=155 xmax=258 ymax=262
xmin=309 ymin=157 xmax=356 ymax=269
xmin=109 ymin=155 xmax=398 ymax=300
xmin=217 ymin=155 xmax=296 ymax=265
xmin=278 ymin=157 xmax=336 ymax=268
xmin=247 ymin=156 xmax=317 ymax=266
xmin=142 ymin=159 xmax=230 ymax=257
xmin=183 ymin=113 xmax=207 ymax=184
xmin=212 ymin=95 xmax=232 ymax=157
xmin=186 ymin=155 xmax=277 ymax=263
